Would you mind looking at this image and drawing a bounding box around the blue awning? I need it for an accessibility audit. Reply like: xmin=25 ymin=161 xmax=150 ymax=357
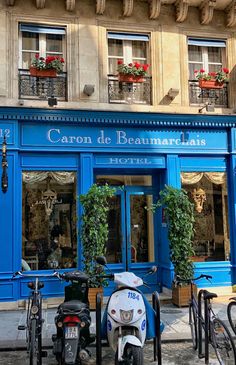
xmin=20 ymin=24 xmax=66 ymax=35
xmin=107 ymin=32 xmax=149 ymax=42
xmin=188 ymin=38 xmax=226 ymax=47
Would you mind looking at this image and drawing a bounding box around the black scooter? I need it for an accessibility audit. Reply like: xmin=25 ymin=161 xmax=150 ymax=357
xmin=52 ymin=270 xmax=95 ymax=364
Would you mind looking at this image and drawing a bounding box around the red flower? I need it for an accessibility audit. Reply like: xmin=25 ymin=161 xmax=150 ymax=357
xmin=223 ymin=68 xmax=229 ymax=74
xmin=200 ymin=69 xmax=205 ymax=73
xmin=209 ymin=72 xmax=216 ymax=77
xmin=35 ymin=53 xmax=39 ymax=59
xmin=128 ymin=63 xmax=133 ymax=67
xmin=134 ymin=62 xmax=141 ymax=69
xmin=117 ymin=60 xmax=123 ymax=65
xmin=142 ymin=64 xmax=149 ymax=71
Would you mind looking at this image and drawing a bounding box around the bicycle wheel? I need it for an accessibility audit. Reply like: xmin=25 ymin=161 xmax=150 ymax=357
xmin=189 ymin=304 xmax=198 ymax=350
xmin=211 ymin=318 xmax=236 ymax=365
xmin=227 ymin=301 xmax=236 ymax=335
xmin=29 ymin=318 xmax=37 ymax=365
xmin=29 ymin=318 xmax=42 ymax=365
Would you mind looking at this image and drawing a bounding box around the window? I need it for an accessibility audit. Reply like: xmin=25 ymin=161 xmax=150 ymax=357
xmin=22 ymin=171 xmax=77 ymax=271
xmin=188 ymin=38 xmax=226 ymax=80
xmin=107 ymin=32 xmax=149 ymax=74
xmin=181 ymin=172 xmax=230 ymax=262
xmin=19 ymin=24 xmax=66 ymax=69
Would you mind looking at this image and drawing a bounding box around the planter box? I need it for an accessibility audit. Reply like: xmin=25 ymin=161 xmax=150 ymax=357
xmin=30 ymin=67 xmax=57 ymax=78
xmin=172 ymin=284 xmax=197 ymax=307
xmin=118 ymin=74 xmax=145 ymax=83
xmin=198 ymin=79 xmax=224 ymax=89
xmin=88 ymin=287 xmax=103 ymax=310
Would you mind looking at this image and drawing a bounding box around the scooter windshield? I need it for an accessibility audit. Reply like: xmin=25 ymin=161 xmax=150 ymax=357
xmin=114 ymin=272 xmax=143 ymax=287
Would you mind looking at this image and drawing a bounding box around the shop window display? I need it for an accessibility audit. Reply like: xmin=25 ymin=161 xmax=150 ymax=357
xmin=181 ymin=172 xmax=230 ymax=262
xmin=22 ymin=171 xmax=77 ymax=270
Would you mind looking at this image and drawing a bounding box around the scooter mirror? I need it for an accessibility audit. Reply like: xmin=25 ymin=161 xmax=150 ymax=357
xmin=149 ymin=266 xmax=158 ymax=274
xmin=96 ymin=256 xmax=107 ymax=266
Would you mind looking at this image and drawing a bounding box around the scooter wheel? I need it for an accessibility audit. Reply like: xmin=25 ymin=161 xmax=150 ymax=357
xmin=115 ymin=344 xmax=143 ymax=365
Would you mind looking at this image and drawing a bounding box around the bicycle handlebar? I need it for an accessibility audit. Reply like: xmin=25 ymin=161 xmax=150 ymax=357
xmin=12 ymin=271 xmax=60 ymax=279
xmin=175 ymin=274 xmax=212 ymax=285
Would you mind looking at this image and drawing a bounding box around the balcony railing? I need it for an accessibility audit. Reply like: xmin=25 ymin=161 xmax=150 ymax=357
xmin=18 ymin=69 xmax=67 ymax=101
xmin=108 ymin=75 xmax=152 ymax=105
xmin=189 ymin=80 xmax=228 ymax=108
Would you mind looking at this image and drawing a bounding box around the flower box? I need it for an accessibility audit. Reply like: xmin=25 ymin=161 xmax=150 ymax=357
xmin=199 ymin=79 xmax=224 ymax=89
xmin=118 ymin=74 xmax=145 ymax=83
xmin=30 ymin=67 xmax=57 ymax=78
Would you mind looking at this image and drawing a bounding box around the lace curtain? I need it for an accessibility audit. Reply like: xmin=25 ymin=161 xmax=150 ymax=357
xmin=22 ymin=171 xmax=75 ymax=184
xmin=181 ymin=172 xmax=226 ymax=185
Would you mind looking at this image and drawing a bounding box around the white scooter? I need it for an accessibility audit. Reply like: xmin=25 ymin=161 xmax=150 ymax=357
xmin=97 ymin=257 xmax=163 ymax=365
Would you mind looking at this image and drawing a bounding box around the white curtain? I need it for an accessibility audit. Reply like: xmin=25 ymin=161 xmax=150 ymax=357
xmin=181 ymin=172 xmax=226 ymax=185
xmin=22 ymin=171 xmax=75 ymax=184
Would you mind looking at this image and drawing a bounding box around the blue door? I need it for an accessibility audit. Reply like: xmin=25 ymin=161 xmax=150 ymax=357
xmin=105 ymin=186 xmax=159 ymax=292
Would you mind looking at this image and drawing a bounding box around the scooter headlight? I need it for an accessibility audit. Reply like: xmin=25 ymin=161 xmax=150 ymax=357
xmin=120 ymin=309 xmax=134 ymax=323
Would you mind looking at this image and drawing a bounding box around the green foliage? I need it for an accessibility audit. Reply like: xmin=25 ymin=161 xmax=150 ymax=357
xmin=151 ymin=185 xmax=195 ymax=281
xmin=79 ymin=183 xmax=116 ymax=288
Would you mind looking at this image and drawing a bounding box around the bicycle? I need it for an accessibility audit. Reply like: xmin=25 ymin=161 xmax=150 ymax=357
xmin=176 ymin=274 xmax=236 ymax=365
xmin=227 ymin=296 xmax=236 ymax=335
xmin=13 ymin=271 xmax=59 ymax=365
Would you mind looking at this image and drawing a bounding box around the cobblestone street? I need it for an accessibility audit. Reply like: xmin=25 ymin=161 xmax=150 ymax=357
xmin=0 ymin=341 xmax=225 ymax=365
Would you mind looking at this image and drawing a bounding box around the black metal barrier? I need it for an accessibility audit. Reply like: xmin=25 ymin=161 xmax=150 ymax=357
xmin=152 ymin=291 xmax=162 ymax=365
xmin=96 ymin=292 xmax=102 ymax=365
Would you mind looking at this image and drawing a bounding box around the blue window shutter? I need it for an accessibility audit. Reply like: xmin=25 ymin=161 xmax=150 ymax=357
xmin=20 ymin=24 xmax=66 ymax=35
xmin=188 ymin=38 xmax=226 ymax=48
xmin=107 ymin=32 xmax=149 ymax=42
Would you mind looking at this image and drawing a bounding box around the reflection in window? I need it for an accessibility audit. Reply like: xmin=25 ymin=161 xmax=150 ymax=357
xmin=22 ymin=171 xmax=77 ymax=271
xmin=181 ymin=172 xmax=229 ymax=262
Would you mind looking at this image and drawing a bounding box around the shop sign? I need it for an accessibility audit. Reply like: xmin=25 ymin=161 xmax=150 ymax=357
xmin=94 ymin=155 xmax=165 ymax=167
xmin=21 ymin=125 xmax=228 ymax=153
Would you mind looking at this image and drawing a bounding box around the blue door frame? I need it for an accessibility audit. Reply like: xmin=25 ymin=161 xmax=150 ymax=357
xmin=104 ymin=186 xmax=160 ymax=295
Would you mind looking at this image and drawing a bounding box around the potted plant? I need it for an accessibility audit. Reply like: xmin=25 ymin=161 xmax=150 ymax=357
xmin=151 ymin=185 xmax=195 ymax=307
xmin=194 ymin=68 xmax=229 ymax=89
xmin=79 ymin=183 xmax=116 ymax=309
xmin=117 ymin=60 xmax=150 ymax=83
xmin=30 ymin=53 xmax=65 ymax=77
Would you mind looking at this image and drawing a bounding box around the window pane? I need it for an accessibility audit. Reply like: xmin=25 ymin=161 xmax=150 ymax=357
xmin=208 ymin=47 xmax=222 ymax=63
xmin=22 ymin=171 xmax=77 ymax=271
xmin=22 ymin=32 xmax=39 ymax=50
xmin=189 ymin=63 xmax=203 ymax=79
xmin=181 ymin=173 xmax=230 ymax=262
xmin=132 ymin=41 xmax=147 ymax=60
xmin=108 ymin=39 xmax=123 ymax=57
xmin=96 ymin=175 xmax=152 ymax=186
xmin=188 ymin=45 xmax=202 ymax=62
xmin=208 ymin=64 xmax=223 ymax=73
xmin=108 ymin=58 xmax=121 ymax=74
xmin=22 ymin=52 xmax=36 ymax=69
xmin=46 ymin=34 xmax=63 ymax=53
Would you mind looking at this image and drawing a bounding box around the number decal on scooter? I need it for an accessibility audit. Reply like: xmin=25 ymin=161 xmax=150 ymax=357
xmin=128 ymin=292 xmax=140 ymax=300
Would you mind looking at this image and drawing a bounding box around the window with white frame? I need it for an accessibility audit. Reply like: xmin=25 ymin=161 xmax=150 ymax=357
xmin=19 ymin=24 xmax=66 ymax=70
xmin=107 ymin=32 xmax=150 ymax=75
xmin=188 ymin=38 xmax=226 ymax=80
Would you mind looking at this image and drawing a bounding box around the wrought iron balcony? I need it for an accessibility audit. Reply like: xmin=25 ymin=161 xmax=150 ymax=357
xmin=108 ymin=75 xmax=152 ymax=105
xmin=18 ymin=69 xmax=67 ymax=101
xmin=189 ymin=80 xmax=228 ymax=108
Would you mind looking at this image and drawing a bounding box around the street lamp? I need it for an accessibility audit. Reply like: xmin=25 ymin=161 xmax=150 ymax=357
xmin=1 ymin=135 xmax=8 ymax=193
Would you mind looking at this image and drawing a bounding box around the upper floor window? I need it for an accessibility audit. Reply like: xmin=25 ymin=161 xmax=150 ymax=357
xmin=19 ymin=24 xmax=66 ymax=69
xmin=188 ymin=38 xmax=226 ymax=80
xmin=107 ymin=32 xmax=149 ymax=75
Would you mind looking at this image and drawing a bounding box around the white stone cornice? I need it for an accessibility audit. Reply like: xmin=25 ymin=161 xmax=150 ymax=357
xmin=66 ymin=0 xmax=75 ymax=11
xmin=175 ymin=0 xmax=189 ymax=22
xmin=148 ymin=0 xmax=161 ymax=20
xmin=123 ymin=0 xmax=133 ymax=17
xmin=96 ymin=0 xmax=106 ymax=14
xmin=225 ymin=0 xmax=236 ymax=27
xmin=6 ymin=0 xmax=15 ymax=5
xmin=36 ymin=0 xmax=46 ymax=9
xmin=200 ymin=0 xmax=216 ymax=25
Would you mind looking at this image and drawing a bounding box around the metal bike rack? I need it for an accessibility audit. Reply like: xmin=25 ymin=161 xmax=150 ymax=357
xmin=152 ymin=291 xmax=162 ymax=365
xmin=96 ymin=292 xmax=102 ymax=365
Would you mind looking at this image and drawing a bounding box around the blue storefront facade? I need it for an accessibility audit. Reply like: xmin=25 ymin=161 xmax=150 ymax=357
xmin=1 ymin=106 xmax=236 ymax=303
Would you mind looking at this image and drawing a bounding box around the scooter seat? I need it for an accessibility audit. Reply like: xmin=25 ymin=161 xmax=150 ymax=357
xmin=59 ymin=300 xmax=89 ymax=313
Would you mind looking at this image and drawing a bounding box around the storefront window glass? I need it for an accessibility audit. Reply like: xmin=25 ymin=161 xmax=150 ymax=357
xmin=181 ymin=172 xmax=230 ymax=262
xmin=22 ymin=171 xmax=77 ymax=270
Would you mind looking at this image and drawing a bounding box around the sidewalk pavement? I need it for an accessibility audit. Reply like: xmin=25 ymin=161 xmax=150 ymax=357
xmin=0 ymin=297 xmax=231 ymax=350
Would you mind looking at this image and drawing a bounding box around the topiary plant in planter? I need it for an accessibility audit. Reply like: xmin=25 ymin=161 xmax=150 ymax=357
xmin=151 ymin=185 xmax=195 ymax=306
xmin=79 ymin=183 xmax=116 ymax=288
